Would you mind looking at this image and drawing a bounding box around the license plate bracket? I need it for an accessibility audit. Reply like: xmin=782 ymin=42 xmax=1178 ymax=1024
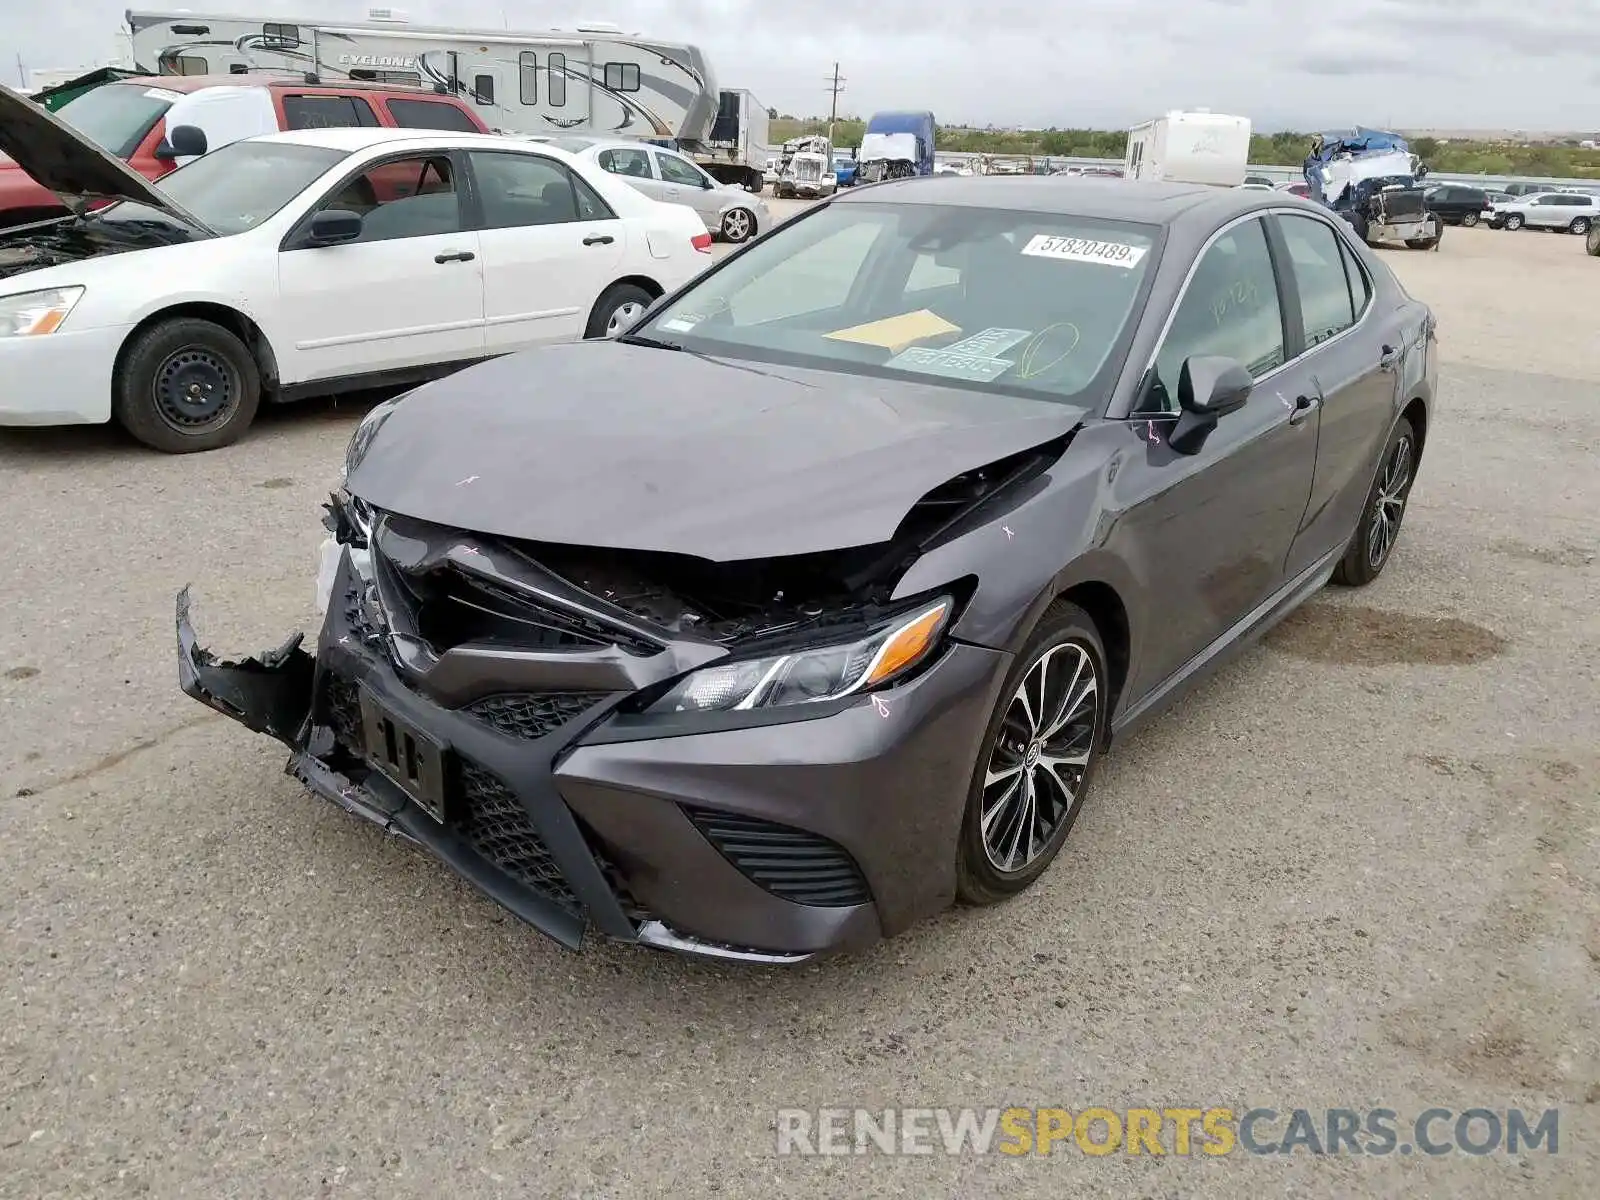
xmin=359 ymin=687 xmax=448 ymax=824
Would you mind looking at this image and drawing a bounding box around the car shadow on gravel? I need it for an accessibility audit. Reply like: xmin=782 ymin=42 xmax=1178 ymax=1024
xmin=1264 ymin=603 xmax=1508 ymax=667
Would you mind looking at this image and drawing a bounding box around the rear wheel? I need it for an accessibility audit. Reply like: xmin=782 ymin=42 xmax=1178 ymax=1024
xmin=114 ymin=317 xmax=261 ymax=453
xmin=1333 ymin=418 xmax=1417 ymax=587
xmin=1569 ymin=216 xmax=1591 ymax=235
xmin=955 ymin=602 xmax=1108 ymax=905
xmin=1461 ymin=211 xmax=1479 ymax=227
xmin=585 ymin=282 xmax=655 ymax=339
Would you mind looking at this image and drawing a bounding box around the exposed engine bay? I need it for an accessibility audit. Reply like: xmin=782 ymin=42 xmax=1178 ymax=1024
xmin=0 ymin=214 xmax=142 ymax=280
xmin=328 ymin=436 xmax=1065 ymax=656
xmin=1303 ymin=128 xmax=1440 ymax=250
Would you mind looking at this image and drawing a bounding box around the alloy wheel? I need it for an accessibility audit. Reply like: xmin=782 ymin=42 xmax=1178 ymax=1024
xmin=980 ymin=641 xmax=1100 ymax=873
xmin=605 ymin=301 xmax=646 ymax=337
xmin=1367 ymin=433 xmax=1414 ymax=570
xmin=722 ymin=209 xmax=753 ymax=241
xmin=1461 ymin=211 xmax=1478 ymax=227
xmin=153 ymin=346 xmax=236 ymax=433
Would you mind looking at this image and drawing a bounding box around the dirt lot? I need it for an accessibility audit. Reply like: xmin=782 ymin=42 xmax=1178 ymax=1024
xmin=1 ymin=214 xmax=1596 ymax=1199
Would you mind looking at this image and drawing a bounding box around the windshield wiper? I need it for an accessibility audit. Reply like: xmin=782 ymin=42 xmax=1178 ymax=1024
xmin=616 ymin=332 xmax=683 ymax=351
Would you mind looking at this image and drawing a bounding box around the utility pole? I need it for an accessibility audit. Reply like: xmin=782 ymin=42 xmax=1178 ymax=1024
xmin=15 ymin=53 xmax=26 ymax=90
xmin=824 ymin=62 xmax=845 ymax=142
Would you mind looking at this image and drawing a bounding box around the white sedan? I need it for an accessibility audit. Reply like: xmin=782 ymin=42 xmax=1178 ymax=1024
xmin=0 ymin=96 xmax=712 ymax=452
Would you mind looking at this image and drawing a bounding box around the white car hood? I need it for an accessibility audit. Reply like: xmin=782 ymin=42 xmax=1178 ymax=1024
xmin=860 ymin=132 xmax=918 ymax=163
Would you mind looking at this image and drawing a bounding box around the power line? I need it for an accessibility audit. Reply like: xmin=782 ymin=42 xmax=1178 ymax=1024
xmin=824 ymin=62 xmax=846 ymax=140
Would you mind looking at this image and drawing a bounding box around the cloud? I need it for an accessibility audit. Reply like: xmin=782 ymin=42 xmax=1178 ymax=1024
xmin=2 ymin=0 xmax=1594 ymax=132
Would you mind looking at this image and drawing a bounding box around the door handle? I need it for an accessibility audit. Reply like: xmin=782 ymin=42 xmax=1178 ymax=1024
xmin=1379 ymin=344 xmax=1400 ymax=370
xmin=1288 ymin=393 xmax=1322 ymax=425
xmin=434 ymin=250 xmax=475 ymax=264
xmin=582 ymin=234 xmax=615 ymax=246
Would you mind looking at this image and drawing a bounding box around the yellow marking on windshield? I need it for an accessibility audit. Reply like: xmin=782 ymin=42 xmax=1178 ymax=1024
xmin=824 ymin=309 xmax=962 ymax=352
xmin=1014 ymin=323 xmax=1082 ymax=379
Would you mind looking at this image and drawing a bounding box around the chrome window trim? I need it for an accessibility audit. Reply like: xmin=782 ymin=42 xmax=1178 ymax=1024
xmin=1123 ymin=205 xmax=1375 ymax=417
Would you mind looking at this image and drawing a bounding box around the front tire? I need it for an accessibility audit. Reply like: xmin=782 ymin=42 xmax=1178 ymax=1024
xmin=585 ymin=282 xmax=655 ymax=339
xmin=720 ymin=207 xmax=756 ymax=243
xmin=1504 ymin=213 xmax=1525 ymax=231
xmin=113 ymin=317 xmax=261 ymax=454
xmin=955 ymin=602 xmax=1108 ymax=906
xmin=1332 ymin=418 xmax=1418 ymax=587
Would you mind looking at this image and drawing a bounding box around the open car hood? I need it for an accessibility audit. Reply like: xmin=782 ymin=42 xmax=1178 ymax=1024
xmin=0 ymin=85 xmax=208 ymax=228
xmin=344 ymin=342 xmax=1087 ymax=562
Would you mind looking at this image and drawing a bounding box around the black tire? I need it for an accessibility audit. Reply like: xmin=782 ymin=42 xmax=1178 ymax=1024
xmin=1461 ymin=211 xmax=1479 ymax=227
xmin=113 ymin=317 xmax=261 ymax=454
xmin=1347 ymin=212 xmax=1371 ymax=244
xmin=1503 ymin=213 xmax=1524 ymax=231
xmin=720 ymin=207 xmax=756 ymax=243
xmin=1568 ymin=217 xmax=1590 ymax=235
xmin=584 ymin=282 xmax=655 ymax=339
xmin=955 ymin=601 xmax=1109 ymax=906
xmin=1332 ymin=417 xmax=1418 ymax=587
xmin=1587 ymin=223 xmax=1600 ymax=256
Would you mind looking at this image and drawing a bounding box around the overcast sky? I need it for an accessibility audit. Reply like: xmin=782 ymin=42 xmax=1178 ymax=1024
xmin=5 ymin=0 xmax=1597 ymax=131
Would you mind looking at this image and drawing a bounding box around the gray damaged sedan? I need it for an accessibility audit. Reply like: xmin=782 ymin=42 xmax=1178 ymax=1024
xmin=178 ymin=176 xmax=1437 ymax=963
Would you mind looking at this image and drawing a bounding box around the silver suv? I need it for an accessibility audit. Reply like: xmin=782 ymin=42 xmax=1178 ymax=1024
xmin=1485 ymin=191 xmax=1598 ymax=234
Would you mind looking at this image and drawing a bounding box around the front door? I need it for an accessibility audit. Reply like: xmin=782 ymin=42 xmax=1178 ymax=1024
xmin=276 ymin=151 xmax=485 ymax=385
xmin=654 ymin=150 xmax=721 ymax=228
xmin=1114 ymin=215 xmax=1319 ymax=698
xmin=465 ymin=148 xmax=625 ymax=349
xmin=1271 ymin=212 xmax=1400 ymax=577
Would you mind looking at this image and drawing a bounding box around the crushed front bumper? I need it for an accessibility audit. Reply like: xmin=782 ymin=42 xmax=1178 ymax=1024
xmin=176 ymin=547 xmax=1009 ymax=962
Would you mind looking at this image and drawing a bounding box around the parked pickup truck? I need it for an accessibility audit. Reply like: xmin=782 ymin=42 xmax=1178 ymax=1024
xmin=0 ymin=73 xmax=489 ymax=227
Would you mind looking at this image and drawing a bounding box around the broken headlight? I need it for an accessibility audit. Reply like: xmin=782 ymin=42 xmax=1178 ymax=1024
xmin=648 ymin=598 xmax=951 ymax=714
xmin=0 ymin=286 xmax=84 ymax=337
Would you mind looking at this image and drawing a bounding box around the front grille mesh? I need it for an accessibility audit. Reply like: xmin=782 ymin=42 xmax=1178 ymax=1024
xmin=459 ymin=762 xmax=580 ymax=911
xmin=684 ymin=806 xmax=871 ymax=907
xmin=465 ymin=692 xmax=607 ymax=740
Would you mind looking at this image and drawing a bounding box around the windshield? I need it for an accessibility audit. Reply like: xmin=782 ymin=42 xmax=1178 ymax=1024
xmin=55 ymin=84 xmax=173 ymax=158
xmin=634 ymin=202 xmax=1160 ymax=402
xmin=131 ymin=140 xmax=345 ymax=235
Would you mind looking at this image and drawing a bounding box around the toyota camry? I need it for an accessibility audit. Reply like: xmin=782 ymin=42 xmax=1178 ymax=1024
xmin=177 ymin=175 xmax=1437 ymax=963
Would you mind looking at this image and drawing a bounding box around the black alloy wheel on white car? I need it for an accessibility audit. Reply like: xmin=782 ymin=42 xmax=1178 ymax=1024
xmin=955 ymin=601 xmax=1108 ymax=905
xmin=721 ymin=208 xmax=756 ymax=243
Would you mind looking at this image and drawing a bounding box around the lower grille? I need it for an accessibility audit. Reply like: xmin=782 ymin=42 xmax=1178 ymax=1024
xmin=323 ymin=675 xmax=365 ymax=753
xmin=458 ymin=761 xmax=580 ymax=912
xmin=684 ymin=807 xmax=871 ymax=907
xmin=465 ymin=692 xmax=607 ymax=740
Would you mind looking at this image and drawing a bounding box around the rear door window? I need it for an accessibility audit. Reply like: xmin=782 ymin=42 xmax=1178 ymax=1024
xmin=1277 ymin=214 xmax=1357 ymax=348
xmin=282 ymin=95 xmax=379 ymax=129
xmin=385 ymin=98 xmax=480 ymax=132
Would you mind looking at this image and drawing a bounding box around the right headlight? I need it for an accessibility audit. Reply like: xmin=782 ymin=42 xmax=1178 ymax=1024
xmin=0 ymin=287 xmax=85 ymax=338
xmin=647 ymin=597 xmax=951 ymax=714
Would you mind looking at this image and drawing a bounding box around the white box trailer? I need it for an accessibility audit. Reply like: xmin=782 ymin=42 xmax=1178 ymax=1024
xmin=692 ymin=88 xmax=770 ymax=193
xmin=1124 ymin=110 xmax=1252 ymax=187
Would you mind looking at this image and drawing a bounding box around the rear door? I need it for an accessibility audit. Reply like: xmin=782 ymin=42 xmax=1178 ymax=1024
xmin=464 ymin=148 xmax=626 ymax=349
xmin=275 ymin=150 xmax=485 ymax=384
xmin=1270 ymin=211 xmax=1399 ymax=577
xmin=595 ymin=145 xmax=662 ymax=200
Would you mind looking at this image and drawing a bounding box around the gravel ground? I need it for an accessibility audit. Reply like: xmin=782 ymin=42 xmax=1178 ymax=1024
xmin=1 ymin=215 xmax=1596 ymax=1199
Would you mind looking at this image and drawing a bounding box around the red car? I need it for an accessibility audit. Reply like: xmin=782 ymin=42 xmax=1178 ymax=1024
xmin=0 ymin=73 xmax=489 ymax=227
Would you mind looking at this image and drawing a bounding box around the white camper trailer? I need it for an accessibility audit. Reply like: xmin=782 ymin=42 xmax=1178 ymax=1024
xmin=125 ymin=9 xmax=719 ymax=141
xmin=1123 ymin=110 xmax=1252 ymax=187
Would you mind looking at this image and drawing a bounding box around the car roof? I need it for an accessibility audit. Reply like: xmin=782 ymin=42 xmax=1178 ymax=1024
xmin=552 ymin=135 xmax=676 ymax=154
xmin=253 ymin=127 xmax=577 ymax=155
xmin=116 ymin=72 xmax=455 ymax=97
xmin=835 ymin=176 xmax=1281 ymax=228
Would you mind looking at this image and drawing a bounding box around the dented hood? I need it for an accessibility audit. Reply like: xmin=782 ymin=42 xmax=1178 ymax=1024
xmin=345 ymin=342 xmax=1087 ymax=561
xmin=0 ymin=85 xmax=206 ymax=227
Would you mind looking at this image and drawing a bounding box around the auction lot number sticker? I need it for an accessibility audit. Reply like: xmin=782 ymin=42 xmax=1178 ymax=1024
xmin=1022 ymin=234 xmax=1148 ymax=268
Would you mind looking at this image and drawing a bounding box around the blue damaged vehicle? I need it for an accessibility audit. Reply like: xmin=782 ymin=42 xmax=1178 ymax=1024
xmin=857 ymin=111 xmax=936 ymax=184
xmin=1304 ymin=128 xmax=1443 ymax=251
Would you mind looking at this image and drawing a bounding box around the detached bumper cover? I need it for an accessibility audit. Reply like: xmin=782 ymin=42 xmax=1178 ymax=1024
xmin=174 ymin=548 xmax=1009 ymax=959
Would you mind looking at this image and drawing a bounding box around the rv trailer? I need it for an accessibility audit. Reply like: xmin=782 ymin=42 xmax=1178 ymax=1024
xmin=125 ymin=9 xmax=719 ymax=141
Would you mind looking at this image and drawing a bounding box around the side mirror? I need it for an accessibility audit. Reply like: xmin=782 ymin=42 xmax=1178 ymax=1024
xmin=156 ymin=124 xmax=208 ymax=160
xmin=1169 ymin=355 xmax=1253 ymax=454
xmin=308 ymin=208 xmax=363 ymax=246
